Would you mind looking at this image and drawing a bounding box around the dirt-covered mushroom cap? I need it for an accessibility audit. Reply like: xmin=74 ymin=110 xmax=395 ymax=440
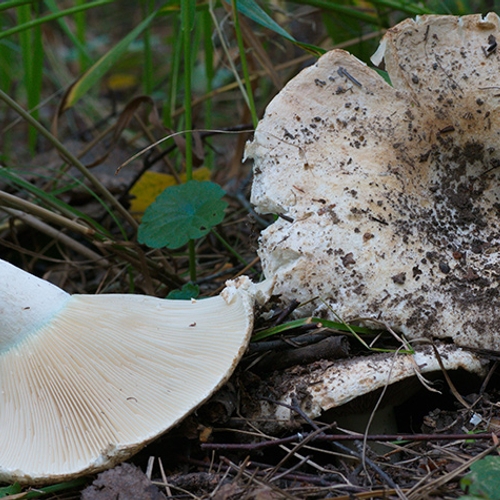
xmin=0 ymin=259 xmax=254 ymax=485
xmin=246 ymin=13 xmax=500 ymax=350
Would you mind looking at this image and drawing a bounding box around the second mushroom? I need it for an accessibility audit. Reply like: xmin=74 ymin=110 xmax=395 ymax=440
xmin=246 ymin=13 xmax=500 ymax=350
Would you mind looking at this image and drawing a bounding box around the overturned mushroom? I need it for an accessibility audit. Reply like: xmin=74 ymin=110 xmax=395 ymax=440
xmin=0 ymin=259 xmax=254 ymax=484
xmin=244 ymin=343 xmax=487 ymax=434
xmin=246 ymin=13 xmax=500 ymax=350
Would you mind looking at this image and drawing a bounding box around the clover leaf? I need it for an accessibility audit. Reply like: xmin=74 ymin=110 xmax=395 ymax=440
xmin=137 ymin=180 xmax=227 ymax=249
xmin=167 ymin=283 xmax=200 ymax=300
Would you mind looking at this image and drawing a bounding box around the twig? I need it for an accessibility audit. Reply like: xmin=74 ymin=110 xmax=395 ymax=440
xmin=0 ymin=191 xmax=96 ymax=237
xmin=202 ymin=431 xmax=500 ymax=450
xmin=252 ymin=335 xmax=350 ymax=372
xmin=1 ymin=207 xmax=109 ymax=265
xmin=265 ymin=397 xmax=407 ymax=498
xmin=431 ymin=343 xmax=471 ymax=409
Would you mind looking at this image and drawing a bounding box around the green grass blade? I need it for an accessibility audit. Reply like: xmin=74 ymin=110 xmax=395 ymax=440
xmin=231 ymin=0 xmax=295 ymax=43
xmin=291 ymin=0 xmax=380 ymax=25
xmin=0 ymin=0 xmax=35 ymax=11
xmin=253 ymin=317 xmax=376 ymax=341
xmin=25 ymin=478 xmax=87 ymax=498
xmin=16 ymin=2 xmax=42 ymax=152
xmin=211 ymin=228 xmax=249 ymax=268
xmin=369 ymin=0 xmax=432 ymax=15
xmin=164 ymin=20 xmax=182 ymax=128
xmin=181 ymin=1 xmax=194 ymax=181
xmin=141 ymin=0 xmax=155 ymax=95
xmin=202 ymin=7 xmax=214 ymax=169
xmin=62 ymin=9 xmax=157 ymax=111
xmin=44 ymin=0 xmax=93 ymax=70
xmin=75 ymin=0 xmax=89 ymax=70
xmin=0 ymin=10 xmax=17 ymax=90
xmin=253 ymin=316 xmax=413 ymax=353
xmin=181 ymin=0 xmax=197 ymax=282
xmin=231 ymin=0 xmax=258 ymax=127
xmin=230 ymin=0 xmax=324 ymax=55
xmin=0 ymin=0 xmax=113 ymax=40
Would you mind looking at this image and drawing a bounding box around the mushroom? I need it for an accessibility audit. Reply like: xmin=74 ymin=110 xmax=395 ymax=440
xmin=0 ymin=258 xmax=255 ymax=484
xmin=244 ymin=343 xmax=487 ymax=434
xmin=246 ymin=13 xmax=500 ymax=350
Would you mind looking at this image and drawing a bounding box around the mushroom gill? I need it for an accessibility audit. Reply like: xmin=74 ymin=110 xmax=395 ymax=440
xmin=246 ymin=13 xmax=500 ymax=350
xmin=0 ymin=260 xmax=255 ymax=484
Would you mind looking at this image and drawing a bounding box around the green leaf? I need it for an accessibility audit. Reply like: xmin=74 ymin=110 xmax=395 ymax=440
xmin=62 ymin=9 xmax=157 ymax=111
xmin=167 ymin=283 xmax=200 ymax=300
xmin=138 ymin=180 xmax=227 ymax=249
xmin=461 ymin=456 xmax=500 ymax=500
xmin=0 ymin=483 xmax=21 ymax=498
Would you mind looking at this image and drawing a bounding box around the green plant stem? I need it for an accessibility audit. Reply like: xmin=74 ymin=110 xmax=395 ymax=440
xmin=165 ymin=21 xmax=182 ymax=128
xmin=211 ymin=228 xmax=248 ymax=268
xmin=181 ymin=2 xmax=193 ymax=181
xmin=181 ymin=1 xmax=196 ymax=281
xmin=0 ymin=88 xmax=138 ymax=231
xmin=188 ymin=240 xmax=196 ymax=282
xmin=74 ymin=0 xmax=90 ymax=71
xmin=202 ymin=7 xmax=215 ymax=169
xmin=141 ymin=0 xmax=154 ymax=94
xmin=230 ymin=0 xmax=258 ymax=128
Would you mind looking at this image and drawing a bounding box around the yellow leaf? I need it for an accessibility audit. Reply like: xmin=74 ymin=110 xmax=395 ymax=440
xmin=106 ymin=73 xmax=138 ymax=92
xmin=129 ymin=167 xmax=211 ymax=219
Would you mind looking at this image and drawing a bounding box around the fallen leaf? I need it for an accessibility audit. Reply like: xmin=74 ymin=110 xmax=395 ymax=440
xmin=81 ymin=463 xmax=167 ymax=500
xmin=129 ymin=167 xmax=210 ymax=218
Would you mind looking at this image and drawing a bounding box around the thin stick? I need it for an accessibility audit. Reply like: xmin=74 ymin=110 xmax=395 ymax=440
xmin=1 ymin=207 xmax=109 ymax=265
xmin=0 ymin=191 xmax=95 ymax=237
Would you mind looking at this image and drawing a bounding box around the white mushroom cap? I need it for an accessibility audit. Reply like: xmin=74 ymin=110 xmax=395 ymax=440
xmin=0 ymin=259 xmax=254 ymax=484
xmin=246 ymin=13 xmax=500 ymax=350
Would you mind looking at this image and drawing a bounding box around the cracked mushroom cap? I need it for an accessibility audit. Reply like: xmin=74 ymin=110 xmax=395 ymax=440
xmin=246 ymin=13 xmax=500 ymax=350
xmin=0 ymin=259 xmax=254 ymax=484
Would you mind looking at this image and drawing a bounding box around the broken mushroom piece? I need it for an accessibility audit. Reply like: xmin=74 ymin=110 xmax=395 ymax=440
xmin=0 ymin=259 xmax=254 ymax=485
xmin=246 ymin=13 xmax=500 ymax=350
xmin=244 ymin=343 xmax=488 ymax=434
